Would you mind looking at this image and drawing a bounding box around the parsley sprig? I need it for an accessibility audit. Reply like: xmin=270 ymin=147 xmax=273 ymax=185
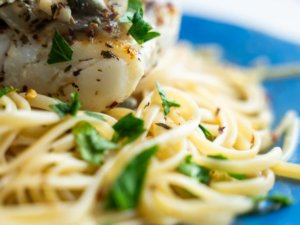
xmin=47 ymin=29 xmax=73 ymax=65
xmin=0 ymin=87 xmax=20 ymax=98
xmin=112 ymin=113 xmax=146 ymax=144
xmin=119 ymin=0 xmax=142 ymax=23
xmin=120 ymin=0 xmax=160 ymax=44
xmin=199 ymin=124 xmax=215 ymax=142
xmin=105 ymin=145 xmax=158 ymax=210
xmin=84 ymin=111 xmax=106 ymax=121
xmin=128 ymin=8 xmax=160 ymax=45
xmin=177 ymin=155 xmax=211 ymax=185
xmin=50 ymin=92 xmax=82 ymax=118
xmin=73 ymin=121 xmax=120 ymax=165
xmin=156 ymin=81 xmax=181 ymax=115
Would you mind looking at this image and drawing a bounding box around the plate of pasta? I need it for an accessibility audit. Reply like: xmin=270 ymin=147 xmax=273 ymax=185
xmin=0 ymin=1 xmax=300 ymax=225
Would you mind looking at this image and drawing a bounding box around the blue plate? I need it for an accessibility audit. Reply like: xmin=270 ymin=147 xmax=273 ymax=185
xmin=179 ymin=15 xmax=300 ymax=225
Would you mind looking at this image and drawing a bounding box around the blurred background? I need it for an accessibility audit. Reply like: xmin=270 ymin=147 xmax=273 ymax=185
xmin=175 ymin=0 xmax=300 ymax=66
xmin=171 ymin=1 xmax=300 ymax=224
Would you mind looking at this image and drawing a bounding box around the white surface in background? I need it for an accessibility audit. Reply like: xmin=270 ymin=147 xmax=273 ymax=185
xmin=176 ymin=0 xmax=300 ymax=46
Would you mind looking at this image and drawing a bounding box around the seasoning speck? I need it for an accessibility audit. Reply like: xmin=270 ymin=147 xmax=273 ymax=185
xmin=64 ymin=65 xmax=72 ymax=73
xmin=218 ymin=126 xmax=225 ymax=134
xmin=101 ymin=50 xmax=119 ymax=60
xmin=215 ymin=108 xmax=220 ymax=116
xmin=155 ymin=123 xmax=172 ymax=130
xmin=73 ymin=69 xmax=82 ymax=76
xmin=102 ymin=25 xmax=114 ymax=34
xmin=105 ymin=43 xmax=114 ymax=48
xmin=109 ymin=101 xmax=119 ymax=108
xmin=144 ymin=102 xmax=150 ymax=109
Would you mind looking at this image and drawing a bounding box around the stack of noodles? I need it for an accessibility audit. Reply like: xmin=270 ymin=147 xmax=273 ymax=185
xmin=0 ymin=44 xmax=299 ymax=225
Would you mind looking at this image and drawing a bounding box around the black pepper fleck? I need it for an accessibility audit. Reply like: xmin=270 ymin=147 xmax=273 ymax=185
xmin=105 ymin=43 xmax=114 ymax=48
xmin=155 ymin=123 xmax=172 ymax=130
xmin=64 ymin=65 xmax=72 ymax=73
xmin=73 ymin=69 xmax=82 ymax=76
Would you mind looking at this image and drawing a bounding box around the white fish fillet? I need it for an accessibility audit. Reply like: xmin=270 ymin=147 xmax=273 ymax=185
xmin=0 ymin=0 xmax=180 ymax=111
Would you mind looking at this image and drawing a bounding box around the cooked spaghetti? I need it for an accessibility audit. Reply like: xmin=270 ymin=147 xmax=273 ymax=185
xmin=0 ymin=44 xmax=299 ymax=225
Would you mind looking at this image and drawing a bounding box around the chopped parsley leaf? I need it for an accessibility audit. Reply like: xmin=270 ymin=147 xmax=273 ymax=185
xmin=228 ymin=173 xmax=247 ymax=180
xmin=177 ymin=155 xmax=211 ymax=185
xmin=128 ymin=8 xmax=160 ymax=45
xmin=156 ymin=81 xmax=180 ymax=115
xmin=112 ymin=113 xmax=146 ymax=144
xmin=47 ymin=29 xmax=73 ymax=65
xmin=119 ymin=0 xmax=143 ymax=23
xmin=84 ymin=111 xmax=106 ymax=121
xmin=50 ymin=92 xmax=82 ymax=118
xmin=207 ymin=154 xmax=228 ymax=160
xmin=0 ymin=87 xmax=20 ymax=98
xmin=105 ymin=145 xmax=158 ymax=210
xmin=73 ymin=121 xmax=120 ymax=165
xmin=199 ymin=124 xmax=215 ymax=142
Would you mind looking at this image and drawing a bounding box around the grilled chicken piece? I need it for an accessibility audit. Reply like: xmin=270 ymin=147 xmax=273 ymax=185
xmin=0 ymin=0 xmax=180 ymax=111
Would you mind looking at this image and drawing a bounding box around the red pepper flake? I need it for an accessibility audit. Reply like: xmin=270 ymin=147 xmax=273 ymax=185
xmin=102 ymin=25 xmax=114 ymax=34
xmin=157 ymin=17 xmax=164 ymax=26
xmin=123 ymin=46 xmax=137 ymax=59
xmin=215 ymin=108 xmax=220 ymax=116
xmin=271 ymin=133 xmax=277 ymax=143
xmin=73 ymin=69 xmax=82 ymax=76
xmin=218 ymin=126 xmax=225 ymax=134
xmin=110 ymin=101 xmax=119 ymax=108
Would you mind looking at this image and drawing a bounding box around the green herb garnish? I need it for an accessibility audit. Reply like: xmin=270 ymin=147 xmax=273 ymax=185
xmin=207 ymin=154 xmax=228 ymax=160
xmin=73 ymin=121 xmax=120 ymax=165
xmin=112 ymin=113 xmax=146 ymax=144
xmin=199 ymin=124 xmax=215 ymax=142
xmin=84 ymin=111 xmax=106 ymax=121
xmin=155 ymin=81 xmax=180 ymax=115
xmin=0 ymin=87 xmax=20 ymax=98
xmin=228 ymin=173 xmax=247 ymax=180
xmin=47 ymin=29 xmax=73 ymax=64
xmin=128 ymin=8 xmax=160 ymax=45
xmin=251 ymin=194 xmax=293 ymax=214
xmin=105 ymin=145 xmax=158 ymax=210
xmin=119 ymin=0 xmax=143 ymax=23
xmin=177 ymin=155 xmax=211 ymax=185
xmin=49 ymin=92 xmax=82 ymax=118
